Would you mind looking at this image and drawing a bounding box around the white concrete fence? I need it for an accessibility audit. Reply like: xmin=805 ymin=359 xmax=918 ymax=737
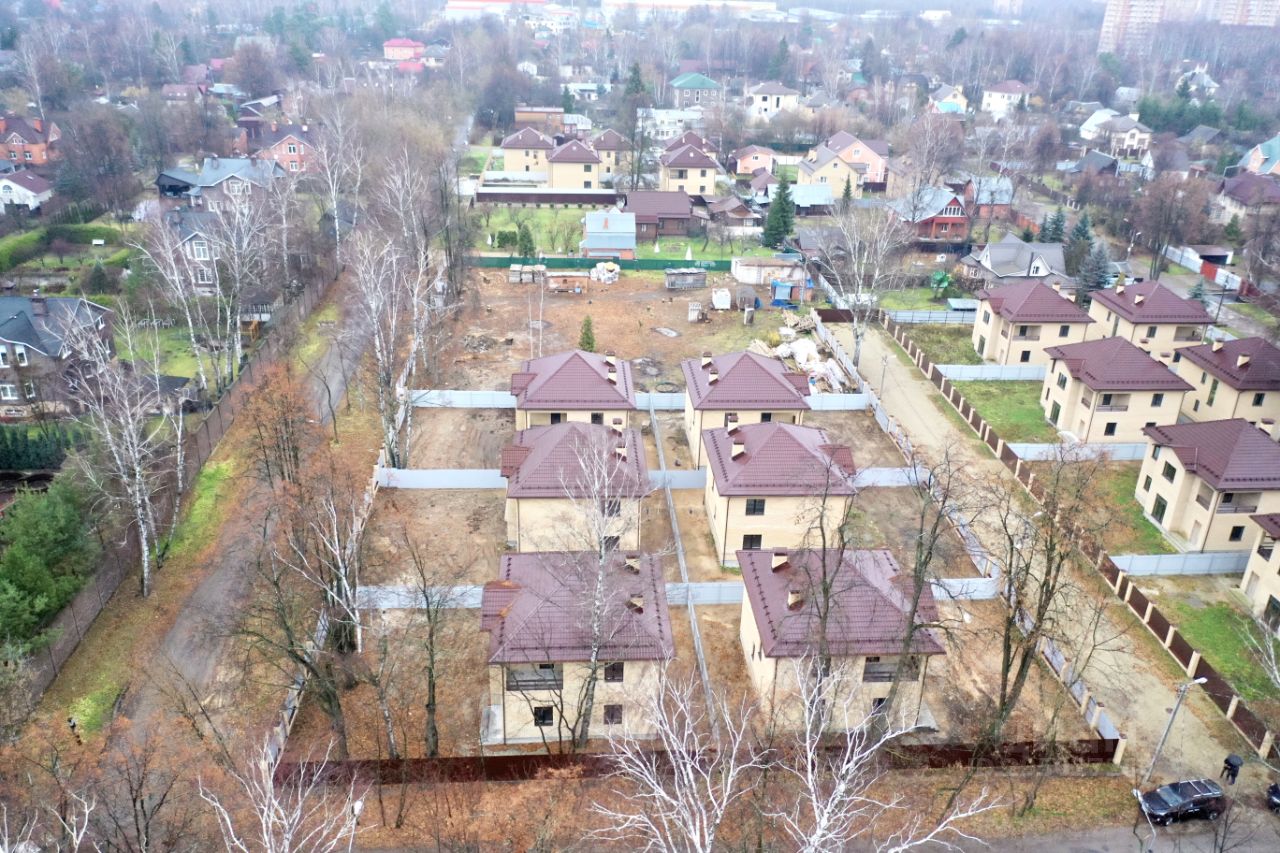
xmin=1111 ymin=551 xmax=1251 ymax=576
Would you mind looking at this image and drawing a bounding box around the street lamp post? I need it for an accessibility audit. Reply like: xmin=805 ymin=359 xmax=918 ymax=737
xmin=879 ymin=352 xmax=889 ymax=399
xmin=1143 ymin=676 xmax=1207 ymax=785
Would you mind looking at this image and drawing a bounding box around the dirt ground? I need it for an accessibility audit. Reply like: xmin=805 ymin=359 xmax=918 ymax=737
xmin=643 ymin=488 xmax=737 ymax=581
xmin=436 ymin=268 xmax=807 ymax=391
xmin=403 ymin=407 xmax=514 ymax=469
xmin=806 ymin=410 xmax=907 ymax=469
xmin=363 ymin=488 xmax=507 ymax=585
xmin=847 ymin=488 xmax=977 ymax=580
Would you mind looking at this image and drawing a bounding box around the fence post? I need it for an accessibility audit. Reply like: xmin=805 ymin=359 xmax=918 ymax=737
xmin=1088 ymin=701 xmax=1104 ymax=729
xmin=1259 ymin=731 xmax=1274 ymax=759
xmin=1112 ymin=736 xmax=1127 ymax=764
xmin=1142 ymin=601 xmax=1154 ymax=624
xmin=1163 ymin=624 xmax=1177 ymax=648
xmin=1186 ymin=650 xmax=1201 ymax=677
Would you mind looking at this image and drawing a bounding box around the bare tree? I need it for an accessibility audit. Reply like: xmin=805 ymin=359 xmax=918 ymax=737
xmin=312 ymin=100 xmax=366 ymax=259
xmin=592 ymin=668 xmax=766 ymax=853
xmin=199 ymin=739 xmax=365 ymax=853
xmin=1133 ymin=175 xmax=1212 ymax=281
xmin=133 ymin=219 xmax=214 ymax=395
xmin=207 ymin=195 xmax=271 ymax=384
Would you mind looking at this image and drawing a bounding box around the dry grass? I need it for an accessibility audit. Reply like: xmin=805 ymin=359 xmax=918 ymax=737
xmin=805 ymin=410 xmax=908 ymax=468
xmin=363 ymin=488 xmax=507 ymax=585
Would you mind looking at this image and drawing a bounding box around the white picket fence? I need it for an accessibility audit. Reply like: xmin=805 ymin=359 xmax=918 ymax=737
xmin=1008 ymin=442 xmax=1147 ymax=461
xmin=1111 ymin=551 xmax=1250 ymax=576
xmin=936 ymin=364 xmax=1046 ymax=381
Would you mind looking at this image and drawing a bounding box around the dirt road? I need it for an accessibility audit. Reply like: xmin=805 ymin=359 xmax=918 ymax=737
xmin=848 ymin=325 xmax=1258 ymax=787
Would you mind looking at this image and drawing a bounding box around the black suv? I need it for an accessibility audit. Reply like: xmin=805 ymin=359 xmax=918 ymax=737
xmin=1139 ymin=779 xmax=1227 ymax=825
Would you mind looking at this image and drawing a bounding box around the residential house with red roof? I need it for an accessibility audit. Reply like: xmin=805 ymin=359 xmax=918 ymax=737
xmin=500 ymin=127 xmax=555 ymax=175
xmin=702 ymin=422 xmax=856 ymax=565
xmin=972 ymin=281 xmax=1094 ymax=365
xmin=1137 ymin=419 xmax=1280 ymax=552
xmin=1042 ymin=338 xmax=1191 ymax=443
xmin=738 ymin=548 xmax=944 ymax=728
xmin=500 ymin=421 xmax=650 ymax=551
xmin=382 ymin=38 xmax=426 ymax=61
xmin=1086 ymin=281 xmax=1211 ymax=364
xmin=681 ymin=351 xmax=811 ymax=467
xmin=511 ymin=349 xmax=636 ymax=430
xmin=0 ymin=114 xmax=59 ymax=165
xmin=1175 ymin=338 xmax=1280 ymax=425
xmin=662 ymin=131 xmax=715 ymax=159
xmin=658 ymin=143 xmax=720 ymax=195
xmin=822 ymin=131 xmax=889 ymax=186
xmin=250 ymin=123 xmax=314 ymax=174
xmin=546 ymin=139 xmax=601 ymax=189
xmin=479 ymin=551 xmax=672 ymax=744
xmin=590 ymin=128 xmax=632 ymax=182
xmin=622 ymin=190 xmax=693 ymax=239
xmin=1240 ymin=514 xmax=1280 ymax=628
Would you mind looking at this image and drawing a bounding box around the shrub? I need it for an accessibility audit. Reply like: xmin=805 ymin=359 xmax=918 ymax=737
xmin=0 ymin=229 xmax=48 ymax=271
xmin=494 ymin=230 xmax=519 ymax=249
xmin=101 ymin=248 xmax=133 ymax=269
xmin=46 ymin=224 xmax=118 ymax=245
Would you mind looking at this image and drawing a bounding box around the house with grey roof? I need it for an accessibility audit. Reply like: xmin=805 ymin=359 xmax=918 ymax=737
xmin=155 ymin=156 xmax=285 ymax=210
xmin=744 ymin=81 xmax=801 ymax=122
xmin=0 ymin=295 xmax=112 ymax=417
xmin=887 ymin=186 xmax=967 ymax=239
xmin=962 ymin=233 xmax=1067 ymax=284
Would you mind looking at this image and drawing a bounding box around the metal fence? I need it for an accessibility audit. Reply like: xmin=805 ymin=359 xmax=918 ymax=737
xmin=1008 ymin=442 xmax=1147 ymax=461
xmin=886 ymin=310 xmax=975 ymax=325
xmin=375 ymin=468 xmax=506 ymax=489
xmin=637 ymin=392 xmax=685 ymax=411
xmin=471 ymin=255 xmax=733 ymax=271
xmin=936 ymin=364 xmax=1046 ymax=381
xmin=651 ymin=470 xmax=706 ymax=489
xmin=1111 ymin=551 xmax=1250 ymax=576
xmin=807 ymin=393 xmax=870 ymax=411
xmin=411 ymin=390 xmax=516 ymax=408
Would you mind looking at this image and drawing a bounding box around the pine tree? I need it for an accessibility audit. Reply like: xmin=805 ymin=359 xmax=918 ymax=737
xmin=578 ymin=316 xmax=596 ymax=352
xmin=1189 ymin=277 xmax=1209 ymax=308
xmin=1044 ymin=207 xmax=1067 ymax=243
xmin=1078 ymin=243 xmax=1113 ymax=304
xmin=1224 ymin=214 xmax=1243 ymax=245
xmin=840 ymin=176 xmax=854 ymax=212
xmin=1038 ymin=213 xmax=1049 ymax=238
xmin=517 ymin=223 xmax=536 ymax=258
xmin=1068 ymin=211 xmax=1093 ymax=245
xmin=562 ymin=85 xmax=575 ymax=114
xmin=1020 ymin=226 xmax=1035 ymax=242
xmin=1064 ymin=212 xmax=1095 ymax=276
xmin=763 ymin=179 xmax=795 ymax=248
xmin=767 ymin=37 xmax=790 ymax=82
xmin=625 ymin=62 xmax=645 ymax=96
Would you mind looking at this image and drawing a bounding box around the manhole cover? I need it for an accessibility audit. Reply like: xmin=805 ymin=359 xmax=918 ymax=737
xmin=655 ymin=381 xmax=680 ymax=393
xmin=654 ymin=327 xmax=679 ymax=338
xmin=529 ymin=320 xmax=550 ymax=330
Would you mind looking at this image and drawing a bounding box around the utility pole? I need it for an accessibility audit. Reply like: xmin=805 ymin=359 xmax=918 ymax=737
xmin=1143 ymin=676 xmax=1206 ymax=785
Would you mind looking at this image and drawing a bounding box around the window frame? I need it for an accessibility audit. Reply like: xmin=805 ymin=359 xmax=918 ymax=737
xmin=745 ymin=498 xmax=766 ymax=516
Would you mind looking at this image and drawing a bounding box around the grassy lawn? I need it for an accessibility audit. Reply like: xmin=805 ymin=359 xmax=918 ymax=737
xmin=634 ymin=237 xmax=773 ymax=262
xmin=880 ymin=287 xmax=947 ymax=311
xmin=776 ymin=164 xmax=798 ymax=182
xmin=952 ymin=380 xmax=1057 ymax=442
xmin=1164 ymin=599 xmax=1280 ymax=703
xmin=293 ymin=302 xmax=339 ymax=371
xmin=459 ymin=144 xmax=491 ymax=175
xmin=1232 ymin=301 xmax=1278 ymax=330
xmin=115 ymin=325 xmax=208 ymax=380
xmin=1093 ymin=463 xmax=1176 ymax=555
xmin=905 ymin=324 xmax=981 ymax=365
xmin=473 ymin=206 xmax=587 ymax=253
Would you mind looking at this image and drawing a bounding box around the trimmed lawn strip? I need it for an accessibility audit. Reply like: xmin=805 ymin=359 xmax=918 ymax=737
xmin=1093 ymin=463 xmax=1176 ymax=556
xmin=879 ymin=288 xmax=947 ymax=311
xmin=903 ymin=324 xmax=982 ymax=365
xmin=952 ymin=380 xmax=1057 ymax=442
xmin=1164 ymin=599 xmax=1280 ymax=704
xmin=1231 ymin=301 xmax=1278 ymax=330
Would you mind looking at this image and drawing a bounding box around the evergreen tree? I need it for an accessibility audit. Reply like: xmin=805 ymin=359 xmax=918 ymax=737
xmin=1038 ymin=213 xmax=1049 ymax=238
xmin=625 ymin=62 xmax=645 ymax=96
xmin=562 ymin=85 xmax=575 ymax=114
xmin=516 ymin=223 xmax=536 ymax=258
xmin=1077 ymin=243 xmax=1113 ymax=304
xmin=766 ymin=37 xmax=790 ymax=81
xmin=840 ymin=176 xmax=854 ymax=212
xmin=1044 ymin=207 xmax=1067 ymax=243
xmin=1064 ymin=212 xmax=1094 ymax=276
xmin=1068 ymin=211 xmax=1093 ymax=245
xmin=1020 ymin=226 xmax=1035 ymax=242
xmin=763 ymin=179 xmax=796 ymax=248
xmin=1189 ymin=277 xmax=1209 ymax=308
xmin=1224 ymin=214 xmax=1243 ymax=245
xmin=578 ymin=316 xmax=596 ymax=352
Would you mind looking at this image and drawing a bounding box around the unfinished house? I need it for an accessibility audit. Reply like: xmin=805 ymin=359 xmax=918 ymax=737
xmin=479 ymin=551 xmax=673 ymax=746
xmin=738 ymin=548 xmax=944 ymax=730
xmin=1240 ymin=514 xmax=1280 ymax=631
xmin=703 ymin=422 xmax=856 ymax=566
xmin=511 ymin=349 xmax=636 ymax=430
xmin=501 ymin=422 xmax=650 ymax=552
xmin=1175 ymin=338 xmax=1280 ymax=426
xmin=681 ymin=351 xmax=811 ymax=468
xmin=1087 ymin=282 xmax=1212 ymax=363
xmin=972 ymin=281 xmax=1094 ymax=366
xmin=1137 ymin=419 xmax=1280 ymax=552
xmin=1042 ymin=338 xmax=1191 ymax=443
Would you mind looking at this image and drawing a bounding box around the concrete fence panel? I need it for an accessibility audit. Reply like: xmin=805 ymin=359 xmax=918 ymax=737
xmin=376 ymin=468 xmax=507 ymax=489
xmin=807 ymin=393 xmax=870 ymax=411
xmin=936 ymin=364 xmax=1047 ymax=381
xmin=651 ymin=470 xmax=706 ymax=490
xmin=636 ymin=393 xmax=686 ymax=411
xmin=1111 ymin=551 xmax=1249 ymax=576
xmin=886 ymin=310 xmax=975 ymax=325
xmin=411 ymin=390 xmax=517 ymax=408
xmin=932 ymin=576 xmax=1000 ymax=601
xmin=1007 ymin=442 xmax=1147 ymax=461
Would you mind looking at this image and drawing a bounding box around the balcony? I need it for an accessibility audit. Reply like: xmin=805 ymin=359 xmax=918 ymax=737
xmin=1217 ymin=503 xmax=1259 ymax=515
xmin=1196 ymin=493 xmax=1212 ymax=510
xmin=505 ymin=670 xmax=563 ymax=692
xmin=1173 ymin=330 xmax=1203 ymax=342
xmin=1258 ymin=544 xmax=1275 ymax=561
xmin=1011 ymin=333 xmax=1041 ymax=341
xmin=1095 ymin=405 xmax=1129 ymax=412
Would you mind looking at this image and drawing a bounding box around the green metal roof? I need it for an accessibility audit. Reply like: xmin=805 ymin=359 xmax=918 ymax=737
xmin=671 ymin=72 xmax=719 ymax=90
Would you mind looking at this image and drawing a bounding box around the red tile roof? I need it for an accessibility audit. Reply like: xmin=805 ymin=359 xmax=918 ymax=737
xmin=704 ymin=422 xmax=855 ymax=497
xmin=977 ymin=280 xmax=1094 ymax=324
xmin=682 ymin=351 xmax=811 ymax=410
xmin=1044 ymin=338 xmax=1192 ymax=392
xmin=1090 ymin=282 xmax=1213 ymax=325
xmin=591 ymin=128 xmax=631 ymax=151
xmin=663 ymin=130 xmax=711 ymax=153
xmin=481 ymin=552 xmax=673 ymax=664
xmin=738 ymin=548 xmax=944 ymax=658
xmin=502 ymin=422 xmax=650 ymax=499
xmin=622 ymin=190 xmax=692 ymax=224
xmin=1143 ymin=419 xmax=1280 ymax=490
xmin=1179 ymin=337 xmax=1280 ymax=391
xmin=548 ymin=139 xmax=600 ymax=164
xmin=500 ymin=127 xmax=554 ymax=150
xmin=660 ymin=143 xmax=719 ymax=171
xmin=511 ymin=349 xmax=636 ymax=410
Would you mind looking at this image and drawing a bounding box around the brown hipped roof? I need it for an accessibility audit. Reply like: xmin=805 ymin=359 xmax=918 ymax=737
xmin=1143 ymin=419 xmax=1280 ymax=490
xmin=682 ymin=350 xmax=811 ymax=410
xmin=977 ymin=280 xmax=1094 ymax=324
xmin=660 ymin=143 xmax=719 ymax=170
xmin=481 ymin=552 xmax=673 ymax=664
xmin=501 ymin=127 xmax=554 ymax=149
xmin=502 ymin=422 xmax=650 ymax=499
xmin=511 ymin=349 xmax=636 ymax=410
xmin=1044 ymin=338 xmax=1192 ymax=392
xmin=591 ymin=128 xmax=631 ymax=151
xmin=548 ymin=139 xmax=600 ymax=164
xmin=1090 ymin=281 xmax=1213 ymax=325
xmin=1179 ymin=337 xmax=1280 ymax=391
xmin=738 ymin=548 xmax=944 ymax=658
xmin=663 ymin=130 xmax=711 ymax=153
xmin=623 ymin=190 xmax=692 ymax=224
xmin=704 ymin=422 xmax=855 ymax=497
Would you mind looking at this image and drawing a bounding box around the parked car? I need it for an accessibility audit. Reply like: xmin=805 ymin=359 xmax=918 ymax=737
xmin=1139 ymin=779 xmax=1226 ymax=825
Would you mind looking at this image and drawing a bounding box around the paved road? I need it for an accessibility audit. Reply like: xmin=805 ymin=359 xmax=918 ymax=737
xmin=849 ymin=325 xmax=1261 ymax=789
xmin=984 ymin=810 xmax=1280 ymax=852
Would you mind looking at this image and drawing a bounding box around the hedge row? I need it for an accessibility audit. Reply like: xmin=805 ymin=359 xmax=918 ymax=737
xmin=47 ymin=224 xmax=120 ymax=245
xmin=0 ymin=230 xmax=48 ymax=272
xmin=0 ymin=224 xmax=123 ymax=272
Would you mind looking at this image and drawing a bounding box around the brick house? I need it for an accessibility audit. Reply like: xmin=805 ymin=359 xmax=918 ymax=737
xmin=0 ymin=295 xmax=113 ymax=417
xmin=887 ymin=187 xmax=967 ymax=240
xmin=382 ymin=38 xmax=426 ymax=61
xmin=738 ymin=548 xmax=943 ymax=729
xmin=1041 ymin=337 xmax=1191 ymax=443
xmin=1086 ymin=281 xmax=1211 ymax=363
xmin=972 ymin=281 xmax=1094 ymax=366
xmin=511 ymin=349 xmax=636 ymax=430
xmin=682 ymin=351 xmax=811 ymax=467
xmin=0 ymin=114 xmax=59 ymax=165
xmin=1175 ymin=338 xmax=1280 ymax=425
xmin=702 ymin=422 xmax=856 ymax=566
xmin=670 ymin=72 xmax=722 ymax=108
xmin=250 ymin=124 xmax=314 ymax=174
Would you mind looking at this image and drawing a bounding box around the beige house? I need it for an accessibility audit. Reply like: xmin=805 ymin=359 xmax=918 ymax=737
xmin=1087 ymin=282 xmax=1211 ymax=362
xmin=797 ymin=145 xmax=864 ymax=191
xmin=1136 ymin=419 xmax=1280 ymax=552
xmin=501 ymin=422 xmax=650 ymax=552
xmin=1042 ymin=338 xmax=1191 ymax=443
xmin=972 ymin=281 xmax=1094 ymax=365
xmin=479 ymin=551 xmax=672 ymax=745
xmin=511 ymin=349 xmax=636 ymax=430
xmin=822 ymin=131 xmax=889 ymax=185
xmin=500 ymin=127 xmax=555 ymax=174
xmin=546 ymin=139 xmax=601 ymax=189
xmin=1175 ymin=338 xmax=1280 ymax=426
xmin=682 ymin=351 xmax=811 ymax=467
xmin=591 ymin=128 xmax=632 ymax=182
xmin=703 ymin=422 xmax=856 ymax=566
xmin=658 ymin=143 xmax=719 ymax=195
xmin=1239 ymin=514 xmax=1280 ymax=631
xmin=738 ymin=548 xmax=943 ymax=729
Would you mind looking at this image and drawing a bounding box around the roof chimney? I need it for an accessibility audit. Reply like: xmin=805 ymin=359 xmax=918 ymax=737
xmin=1134 ymin=293 xmax=1146 ymax=305
xmin=604 ymin=350 xmax=616 ymax=366
xmin=607 ymin=365 xmax=618 ymax=384
xmin=701 ymin=351 xmax=713 ymax=368
xmin=1238 ymin=354 xmax=1251 ymax=368
xmin=787 ymin=588 xmax=805 ymax=610
xmin=771 ymin=550 xmax=789 ymax=572
xmin=615 ymin=441 xmax=628 ymax=462
xmin=1116 ymin=283 xmax=1126 ymax=295
xmin=731 ymin=438 xmax=746 ymax=459
xmin=1212 ymin=340 xmax=1224 ymax=352
xmin=30 ymin=291 xmax=45 ymax=316
xmin=726 ymin=414 xmax=740 ymax=433
xmin=626 ymin=593 xmax=645 ymax=613
xmin=708 ymin=365 xmax=720 ymax=384
xmin=621 ymin=553 xmax=641 ymax=574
